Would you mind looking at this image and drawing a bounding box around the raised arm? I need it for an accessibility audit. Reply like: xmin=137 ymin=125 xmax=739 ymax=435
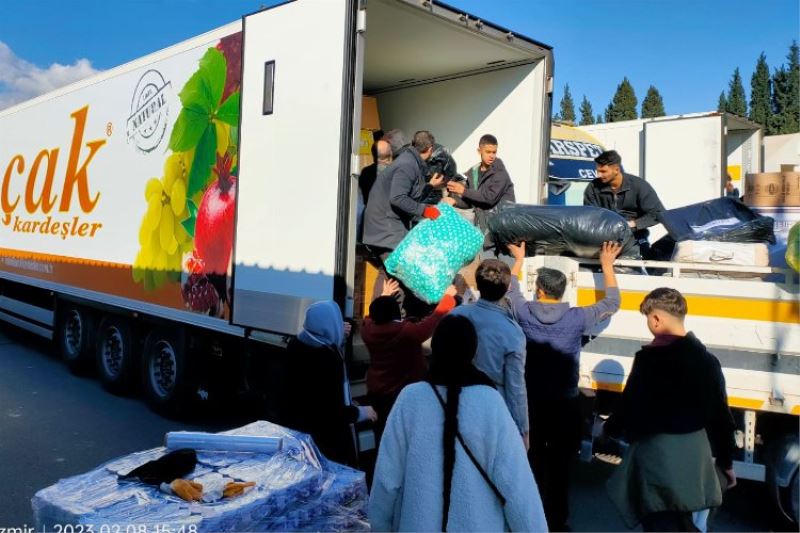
xmin=583 ymin=241 xmax=622 ymax=329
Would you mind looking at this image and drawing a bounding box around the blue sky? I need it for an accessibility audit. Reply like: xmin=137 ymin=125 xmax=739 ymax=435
xmin=0 ymin=0 xmax=797 ymax=116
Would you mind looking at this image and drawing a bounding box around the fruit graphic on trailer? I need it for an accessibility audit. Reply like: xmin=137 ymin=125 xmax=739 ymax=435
xmin=194 ymin=152 xmax=237 ymax=275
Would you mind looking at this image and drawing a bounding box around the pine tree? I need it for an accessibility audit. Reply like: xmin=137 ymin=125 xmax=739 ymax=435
xmin=559 ymin=84 xmax=576 ymax=124
xmin=768 ymin=42 xmax=799 ymax=134
xmin=552 ymin=112 xmax=561 ymax=122
xmin=606 ymin=78 xmax=638 ymax=122
xmin=718 ymin=91 xmax=727 ymax=112
xmin=579 ymin=96 xmax=594 ymax=125
xmin=596 ymin=114 xmax=603 ymax=124
xmin=749 ymin=53 xmax=771 ymax=127
xmin=726 ymin=67 xmax=747 ymax=117
xmin=641 ymin=85 xmax=666 ymax=118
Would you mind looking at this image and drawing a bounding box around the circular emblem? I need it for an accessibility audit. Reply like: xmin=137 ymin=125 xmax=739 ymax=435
xmin=127 ymin=70 xmax=171 ymax=154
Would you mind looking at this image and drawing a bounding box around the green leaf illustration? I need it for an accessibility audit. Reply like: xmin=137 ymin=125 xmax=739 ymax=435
xmin=179 ymin=69 xmax=214 ymax=114
xmin=169 ymin=107 xmax=208 ymax=152
xmin=187 ymin=125 xmax=217 ymax=199
xmin=182 ymin=199 xmax=199 ymax=237
xmin=199 ymin=47 xmax=226 ymax=109
xmin=216 ymin=91 xmax=240 ymax=126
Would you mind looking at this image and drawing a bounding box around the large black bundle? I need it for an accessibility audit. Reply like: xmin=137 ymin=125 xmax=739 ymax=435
xmin=487 ymin=204 xmax=638 ymax=257
xmin=426 ymin=144 xmax=458 ymax=180
xmin=660 ymin=198 xmax=776 ymax=244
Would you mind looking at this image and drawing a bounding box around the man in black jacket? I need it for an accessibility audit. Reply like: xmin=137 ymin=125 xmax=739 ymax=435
xmin=584 ymin=150 xmax=664 ymax=257
xmin=446 ymin=134 xmax=515 ymax=236
xmin=362 ymin=130 xmax=445 ymax=317
xmin=603 ymin=288 xmax=736 ymax=531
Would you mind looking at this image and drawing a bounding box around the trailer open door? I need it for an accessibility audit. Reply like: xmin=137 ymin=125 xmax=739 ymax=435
xmin=643 ymin=114 xmax=724 ymax=209
xmin=232 ymin=0 xmax=359 ymax=335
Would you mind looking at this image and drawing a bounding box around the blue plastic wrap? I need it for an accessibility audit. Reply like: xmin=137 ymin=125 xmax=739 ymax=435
xmin=32 ymin=421 xmax=368 ymax=532
xmin=384 ymin=203 xmax=484 ymax=303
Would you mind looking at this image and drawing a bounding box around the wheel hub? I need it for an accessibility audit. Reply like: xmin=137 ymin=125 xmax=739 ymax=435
xmin=101 ymin=327 xmax=124 ymax=378
xmin=63 ymin=310 xmax=83 ymax=358
xmin=149 ymin=340 xmax=177 ymax=398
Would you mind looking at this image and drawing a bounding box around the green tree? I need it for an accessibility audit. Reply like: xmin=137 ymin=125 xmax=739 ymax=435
xmin=596 ymin=114 xmax=603 ymax=124
xmin=726 ymin=67 xmax=747 ymax=117
xmin=579 ymin=96 xmax=594 ymax=125
xmin=641 ymin=85 xmax=666 ymax=118
xmin=606 ymin=77 xmax=638 ymax=122
xmin=717 ymin=91 xmax=727 ymax=112
xmin=749 ymin=53 xmax=771 ymax=127
xmin=559 ymin=84 xmax=576 ymax=124
xmin=552 ymin=112 xmax=561 ymax=122
xmin=768 ymin=41 xmax=800 ymax=134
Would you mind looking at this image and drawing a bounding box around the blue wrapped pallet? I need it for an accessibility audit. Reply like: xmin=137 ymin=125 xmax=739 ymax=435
xmin=31 ymin=421 xmax=368 ymax=532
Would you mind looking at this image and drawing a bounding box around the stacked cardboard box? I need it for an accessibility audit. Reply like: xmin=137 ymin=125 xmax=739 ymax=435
xmin=357 ymin=96 xmax=381 ymax=174
xmin=744 ymin=165 xmax=800 ymax=207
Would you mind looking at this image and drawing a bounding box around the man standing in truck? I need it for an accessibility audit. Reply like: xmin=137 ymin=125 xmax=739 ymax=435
xmin=584 ymin=150 xmax=665 ymax=258
xmin=446 ymin=133 xmax=515 ymax=240
xmin=362 ymin=130 xmax=446 ymax=316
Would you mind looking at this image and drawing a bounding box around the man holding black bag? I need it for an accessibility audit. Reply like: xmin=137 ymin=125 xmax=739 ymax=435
xmin=584 ymin=150 xmax=665 ymax=258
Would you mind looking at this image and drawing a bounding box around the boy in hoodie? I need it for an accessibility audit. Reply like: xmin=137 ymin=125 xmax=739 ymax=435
xmin=602 ymin=288 xmax=736 ymax=531
xmin=507 ymin=240 xmax=622 ymax=532
xmin=363 ymin=279 xmax=457 ymax=444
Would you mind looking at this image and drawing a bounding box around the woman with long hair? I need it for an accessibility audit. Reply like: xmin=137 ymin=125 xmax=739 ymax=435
xmin=369 ymin=315 xmax=546 ymax=531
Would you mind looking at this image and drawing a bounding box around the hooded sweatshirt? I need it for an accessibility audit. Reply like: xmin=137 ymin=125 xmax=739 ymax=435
xmin=508 ymin=278 xmax=620 ymax=400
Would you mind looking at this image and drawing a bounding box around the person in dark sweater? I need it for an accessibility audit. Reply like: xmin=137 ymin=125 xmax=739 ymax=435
xmin=507 ymin=240 xmax=622 ymax=532
xmin=282 ymin=301 xmax=377 ymax=467
xmin=446 ymin=133 xmax=516 ymax=239
xmin=584 ymin=150 xmax=664 ymax=258
xmin=603 ymin=288 xmax=736 ymax=531
xmin=363 ymin=279 xmax=457 ymax=444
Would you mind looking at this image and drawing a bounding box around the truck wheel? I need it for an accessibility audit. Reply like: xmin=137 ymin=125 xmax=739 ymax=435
xmin=767 ymin=434 xmax=800 ymax=528
xmin=57 ymin=305 xmax=96 ymax=374
xmin=141 ymin=328 xmax=192 ymax=416
xmin=95 ymin=316 xmax=136 ymax=394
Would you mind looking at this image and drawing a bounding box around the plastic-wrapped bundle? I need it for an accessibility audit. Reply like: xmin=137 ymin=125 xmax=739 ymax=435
xmin=385 ymin=203 xmax=484 ymax=303
xmin=487 ymin=204 xmax=638 ymax=257
xmin=426 ymin=144 xmax=458 ymax=181
xmin=32 ymin=421 xmax=368 ymax=532
xmin=660 ymin=197 xmax=776 ymax=244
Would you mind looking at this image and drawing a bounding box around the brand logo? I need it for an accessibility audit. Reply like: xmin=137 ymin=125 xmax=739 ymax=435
xmin=2 ymin=106 xmax=106 ymax=240
xmin=550 ymin=139 xmax=603 ymax=160
xmin=127 ymin=70 xmax=171 ymax=154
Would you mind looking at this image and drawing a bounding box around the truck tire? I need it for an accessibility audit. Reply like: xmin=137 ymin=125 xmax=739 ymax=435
xmin=767 ymin=434 xmax=800 ymax=528
xmin=57 ymin=305 xmax=96 ymax=374
xmin=141 ymin=328 xmax=192 ymax=416
xmin=95 ymin=316 xmax=136 ymax=394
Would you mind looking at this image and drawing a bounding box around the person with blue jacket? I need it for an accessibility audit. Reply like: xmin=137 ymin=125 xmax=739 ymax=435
xmin=507 ymin=240 xmax=622 ymax=532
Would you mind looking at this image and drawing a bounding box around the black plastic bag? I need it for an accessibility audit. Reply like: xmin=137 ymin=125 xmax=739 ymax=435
xmin=487 ymin=204 xmax=639 ymax=257
xmin=426 ymin=144 xmax=458 ymax=181
xmin=660 ymin=198 xmax=776 ymax=244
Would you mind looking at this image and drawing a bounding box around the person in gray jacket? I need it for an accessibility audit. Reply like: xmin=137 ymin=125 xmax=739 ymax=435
xmin=362 ymin=130 xmax=446 ymax=317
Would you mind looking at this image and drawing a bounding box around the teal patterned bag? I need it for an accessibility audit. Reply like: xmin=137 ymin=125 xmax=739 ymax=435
xmin=385 ymin=203 xmax=484 ymax=304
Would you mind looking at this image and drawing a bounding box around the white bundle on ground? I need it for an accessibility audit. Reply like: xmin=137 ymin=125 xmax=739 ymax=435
xmin=32 ymin=421 xmax=368 ymax=532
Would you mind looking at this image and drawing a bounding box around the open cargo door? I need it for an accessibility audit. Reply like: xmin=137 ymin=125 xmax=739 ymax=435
xmin=232 ymin=0 xmax=358 ymax=335
xmin=643 ymin=115 xmax=723 ymax=209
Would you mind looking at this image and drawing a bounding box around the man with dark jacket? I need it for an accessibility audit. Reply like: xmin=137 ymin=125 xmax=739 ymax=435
xmin=362 ymin=130 xmax=445 ymax=317
xmin=603 ymin=288 xmax=736 ymax=531
xmin=507 ymin=240 xmax=622 ymax=532
xmin=446 ymin=134 xmax=515 ymax=234
xmin=584 ymin=150 xmax=664 ymax=257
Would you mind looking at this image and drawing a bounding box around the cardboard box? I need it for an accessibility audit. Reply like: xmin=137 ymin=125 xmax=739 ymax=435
xmin=783 ymin=172 xmax=800 ymax=207
xmin=781 ymin=164 xmax=798 ymax=173
xmin=744 ymin=172 xmax=784 ymax=207
xmin=361 ymin=96 xmax=381 ymax=131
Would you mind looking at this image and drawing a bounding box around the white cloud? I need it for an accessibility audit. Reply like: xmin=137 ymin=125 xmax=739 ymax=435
xmin=0 ymin=41 xmax=99 ymax=110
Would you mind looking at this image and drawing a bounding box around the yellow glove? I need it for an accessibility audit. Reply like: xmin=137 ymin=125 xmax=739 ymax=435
xmin=170 ymin=479 xmax=203 ymax=501
xmin=223 ymin=481 xmax=256 ymax=499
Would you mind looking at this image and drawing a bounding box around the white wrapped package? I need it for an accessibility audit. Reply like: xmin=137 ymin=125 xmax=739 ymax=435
xmin=32 ymin=421 xmax=368 ymax=532
xmin=165 ymin=431 xmax=282 ymax=454
xmin=671 ymin=240 xmax=769 ymax=266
